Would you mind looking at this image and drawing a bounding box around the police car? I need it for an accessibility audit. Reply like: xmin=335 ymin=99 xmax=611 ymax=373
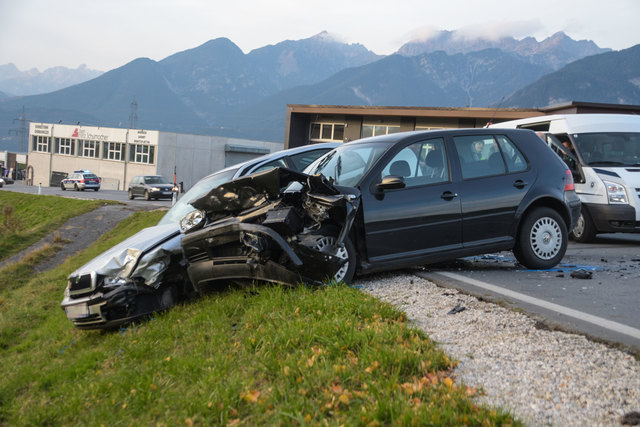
xmin=60 ymin=170 xmax=101 ymax=191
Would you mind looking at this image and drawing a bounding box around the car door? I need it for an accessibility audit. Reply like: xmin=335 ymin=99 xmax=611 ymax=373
xmin=452 ymin=133 xmax=535 ymax=247
xmin=360 ymin=137 xmax=462 ymax=264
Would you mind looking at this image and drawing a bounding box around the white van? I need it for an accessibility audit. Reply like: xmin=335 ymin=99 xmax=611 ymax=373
xmin=490 ymin=114 xmax=640 ymax=242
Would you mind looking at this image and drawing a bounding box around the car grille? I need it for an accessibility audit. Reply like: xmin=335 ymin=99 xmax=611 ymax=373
xmin=68 ymin=272 xmax=97 ymax=295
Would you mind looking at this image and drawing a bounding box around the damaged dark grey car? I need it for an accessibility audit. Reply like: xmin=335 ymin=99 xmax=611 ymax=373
xmin=180 ymin=167 xmax=360 ymax=290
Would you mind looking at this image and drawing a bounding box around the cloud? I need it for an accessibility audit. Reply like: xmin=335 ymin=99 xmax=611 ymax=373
xmin=455 ymin=20 xmax=543 ymax=41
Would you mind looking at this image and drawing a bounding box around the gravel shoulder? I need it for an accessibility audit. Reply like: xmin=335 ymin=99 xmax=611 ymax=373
xmin=359 ymin=272 xmax=640 ymax=426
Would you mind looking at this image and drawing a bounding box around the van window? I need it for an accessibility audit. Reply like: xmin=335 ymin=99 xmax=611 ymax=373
xmin=572 ymin=132 xmax=640 ymax=166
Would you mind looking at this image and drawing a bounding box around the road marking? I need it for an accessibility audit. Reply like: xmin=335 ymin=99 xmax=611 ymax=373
xmin=435 ymin=271 xmax=640 ymax=341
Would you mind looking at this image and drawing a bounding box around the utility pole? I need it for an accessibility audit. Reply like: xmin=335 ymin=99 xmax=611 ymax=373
xmin=129 ymin=96 xmax=138 ymax=129
xmin=9 ymin=106 xmax=30 ymax=153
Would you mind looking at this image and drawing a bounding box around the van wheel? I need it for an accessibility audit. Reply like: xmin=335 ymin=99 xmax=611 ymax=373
xmin=312 ymin=228 xmax=356 ymax=284
xmin=570 ymin=208 xmax=597 ymax=243
xmin=128 ymin=189 xmax=134 ymax=199
xmin=514 ymin=207 xmax=567 ymax=270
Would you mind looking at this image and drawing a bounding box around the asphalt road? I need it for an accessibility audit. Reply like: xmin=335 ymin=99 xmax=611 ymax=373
xmin=4 ymin=181 xmax=640 ymax=352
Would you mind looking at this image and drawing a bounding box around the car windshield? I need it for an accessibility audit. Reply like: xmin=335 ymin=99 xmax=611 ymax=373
xmin=158 ymin=168 xmax=239 ymax=224
xmin=145 ymin=176 xmax=170 ymax=184
xmin=572 ymin=132 xmax=640 ymax=166
xmin=304 ymin=142 xmax=393 ymax=187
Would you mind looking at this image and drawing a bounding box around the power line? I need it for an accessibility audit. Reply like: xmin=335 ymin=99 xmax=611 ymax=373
xmin=9 ymin=106 xmax=30 ymax=153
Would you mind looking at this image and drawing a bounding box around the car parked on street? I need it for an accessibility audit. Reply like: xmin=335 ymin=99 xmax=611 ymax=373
xmin=0 ymin=176 xmax=14 ymax=187
xmin=60 ymin=170 xmax=101 ymax=191
xmin=180 ymin=128 xmax=581 ymax=289
xmin=128 ymin=175 xmax=176 ymax=200
xmin=61 ymin=143 xmax=339 ymax=329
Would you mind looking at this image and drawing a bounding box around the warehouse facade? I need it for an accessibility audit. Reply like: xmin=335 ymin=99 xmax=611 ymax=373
xmin=28 ymin=123 xmax=283 ymax=190
xmin=284 ymin=102 xmax=640 ymax=148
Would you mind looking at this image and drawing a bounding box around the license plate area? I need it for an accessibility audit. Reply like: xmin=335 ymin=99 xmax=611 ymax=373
xmin=65 ymin=303 xmax=89 ymax=319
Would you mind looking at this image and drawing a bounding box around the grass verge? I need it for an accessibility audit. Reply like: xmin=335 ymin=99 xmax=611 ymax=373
xmin=0 ymin=209 xmax=520 ymax=425
xmin=0 ymin=191 xmax=114 ymax=262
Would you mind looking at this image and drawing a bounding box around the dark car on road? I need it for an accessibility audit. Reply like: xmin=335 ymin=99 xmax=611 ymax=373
xmin=180 ymin=128 xmax=581 ymax=288
xmin=61 ymin=143 xmax=339 ymax=329
xmin=128 ymin=175 xmax=176 ymax=200
xmin=60 ymin=170 xmax=100 ymax=191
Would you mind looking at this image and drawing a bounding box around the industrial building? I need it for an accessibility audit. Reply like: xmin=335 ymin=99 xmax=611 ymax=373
xmin=27 ymin=123 xmax=283 ymax=190
xmin=284 ymin=101 xmax=640 ymax=148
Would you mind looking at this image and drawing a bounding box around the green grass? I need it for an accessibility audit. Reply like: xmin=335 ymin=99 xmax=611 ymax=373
xmin=0 ymin=202 xmax=520 ymax=426
xmin=0 ymin=191 xmax=115 ymax=262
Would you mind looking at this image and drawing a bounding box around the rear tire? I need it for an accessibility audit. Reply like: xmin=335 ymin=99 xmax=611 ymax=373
xmin=74 ymin=184 xmax=79 ymax=191
xmin=514 ymin=207 xmax=567 ymax=270
xmin=312 ymin=228 xmax=356 ymax=284
xmin=570 ymin=207 xmax=597 ymax=243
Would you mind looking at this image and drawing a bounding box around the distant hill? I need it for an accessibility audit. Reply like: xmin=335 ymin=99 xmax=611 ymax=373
xmin=0 ymin=31 xmax=628 ymax=151
xmin=0 ymin=63 xmax=103 ymax=96
xmin=397 ymin=31 xmax=610 ymax=70
xmin=220 ymin=49 xmax=549 ymax=141
xmin=502 ymin=44 xmax=640 ymax=108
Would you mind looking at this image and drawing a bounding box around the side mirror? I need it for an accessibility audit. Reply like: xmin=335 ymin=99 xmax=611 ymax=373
xmin=376 ymin=175 xmax=406 ymax=192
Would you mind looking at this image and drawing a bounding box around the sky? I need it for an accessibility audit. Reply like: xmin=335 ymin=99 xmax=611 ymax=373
xmin=1 ymin=0 xmax=640 ymax=72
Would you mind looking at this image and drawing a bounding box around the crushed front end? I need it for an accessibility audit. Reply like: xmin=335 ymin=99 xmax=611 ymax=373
xmin=180 ymin=167 xmax=360 ymax=289
xmin=61 ymin=223 xmax=194 ymax=329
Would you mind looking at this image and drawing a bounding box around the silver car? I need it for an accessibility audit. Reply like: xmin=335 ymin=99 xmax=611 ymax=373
xmin=61 ymin=143 xmax=340 ymax=329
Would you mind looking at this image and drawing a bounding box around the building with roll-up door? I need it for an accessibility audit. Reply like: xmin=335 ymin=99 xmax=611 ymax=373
xmin=27 ymin=123 xmax=283 ymax=191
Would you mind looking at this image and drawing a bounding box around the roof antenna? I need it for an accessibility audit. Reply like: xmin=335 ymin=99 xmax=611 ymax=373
xmin=485 ymin=96 xmax=505 ymax=128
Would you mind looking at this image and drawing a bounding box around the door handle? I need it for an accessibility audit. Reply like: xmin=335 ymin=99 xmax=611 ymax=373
xmin=440 ymin=191 xmax=458 ymax=200
xmin=513 ymin=180 xmax=527 ymax=189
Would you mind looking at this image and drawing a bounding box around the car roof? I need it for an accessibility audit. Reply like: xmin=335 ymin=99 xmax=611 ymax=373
xmin=203 ymin=142 xmax=341 ymax=180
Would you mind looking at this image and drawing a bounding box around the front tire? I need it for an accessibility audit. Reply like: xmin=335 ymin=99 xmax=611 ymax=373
xmin=144 ymin=190 xmax=150 ymax=201
xmin=313 ymin=230 xmax=356 ymax=284
xmin=570 ymin=207 xmax=597 ymax=243
xmin=128 ymin=189 xmax=134 ymax=199
xmin=60 ymin=183 xmax=65 ymax=191
xmin=514 ymin=207 xmax=567 ymax=270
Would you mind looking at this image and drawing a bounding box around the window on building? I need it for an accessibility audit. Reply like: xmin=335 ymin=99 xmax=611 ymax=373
xmin=129 ymin=144 xmax=155 ymax=164
xmin=54 ymin=138 xmax=74 ymax=155
xmin=103 ymin=142 xmax=125 ymax=161
xmin=79 ymin=140 xmax=100 ymax=158
xmin=361 ymin=124 xmax=401 ymax=138
xmin=32 ymin=135 xmax=51 ymax=153
xmin=310 ymin=122 xmax=346 ymax=142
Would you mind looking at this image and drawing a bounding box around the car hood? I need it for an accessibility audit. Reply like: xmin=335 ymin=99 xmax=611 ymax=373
xmin=68 ymin=222 xmax=181 ymax=279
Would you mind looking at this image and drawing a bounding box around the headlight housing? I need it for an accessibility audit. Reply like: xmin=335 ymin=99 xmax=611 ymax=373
xmin=179 ymin=209 xmax=205 ymax=233
xmin=603 ymin=180 xmax=628 ymax=204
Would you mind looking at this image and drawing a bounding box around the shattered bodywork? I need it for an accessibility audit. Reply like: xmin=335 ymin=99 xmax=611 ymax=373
xmin=180 ymin=167 xmax=361 ymax=289
xmin=61 ymin=223 xmax=194 ymax=329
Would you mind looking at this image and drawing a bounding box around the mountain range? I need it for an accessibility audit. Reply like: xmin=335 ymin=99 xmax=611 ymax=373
xmin=0 ymin=30 xmax=636 ymax=151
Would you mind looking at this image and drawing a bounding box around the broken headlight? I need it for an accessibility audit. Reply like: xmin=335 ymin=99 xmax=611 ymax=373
xmin=179 ymin=209 xmax=205 ymax=233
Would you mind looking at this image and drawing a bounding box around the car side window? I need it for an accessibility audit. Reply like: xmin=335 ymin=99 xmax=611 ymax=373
xmin=495 ymin=135 xmax=527 ymax=173
xmin=252 ymin=159 xmax=288 ymax=174
xmin=454 ymin=135 xmax=506 ymax=179
xmin=382 ymin=138 xmax=448 ymax=187
xmin=288 ymin=149 xmax=332 ymax=171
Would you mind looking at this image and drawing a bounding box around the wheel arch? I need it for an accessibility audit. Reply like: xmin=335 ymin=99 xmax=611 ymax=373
xmin=515 ymin=196 xmax=572 ymax=239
